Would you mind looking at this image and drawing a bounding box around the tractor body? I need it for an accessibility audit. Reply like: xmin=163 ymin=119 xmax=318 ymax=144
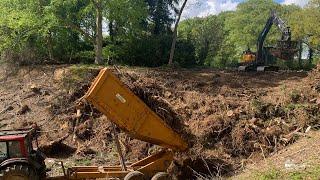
xmin=0 ymin=129 xmax=46 ymax=180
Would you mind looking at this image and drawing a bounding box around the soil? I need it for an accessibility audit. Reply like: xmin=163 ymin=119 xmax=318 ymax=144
xmin=232 ymin=131 xmax=320 ymax=179
xmin=0 ymin=64 xmax=319 ymax=179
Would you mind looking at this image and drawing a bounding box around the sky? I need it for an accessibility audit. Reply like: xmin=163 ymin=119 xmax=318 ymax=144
xmin=183 ymin=0 xmax=310 ymax=19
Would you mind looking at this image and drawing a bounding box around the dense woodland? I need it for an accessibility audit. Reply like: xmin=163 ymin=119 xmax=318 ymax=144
xmin=0 ymin=0 xmax=319 ymax=68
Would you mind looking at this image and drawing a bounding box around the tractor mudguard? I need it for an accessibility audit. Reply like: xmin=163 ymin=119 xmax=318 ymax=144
xmin=0 ymin=158 xmax=30 ymax=169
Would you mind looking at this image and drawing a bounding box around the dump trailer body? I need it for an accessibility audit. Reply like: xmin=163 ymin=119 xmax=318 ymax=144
xmin=67 ymin=68 xmax=189 ymax=179
xmin=3 ymin=70 xmax=189 ymax=180
xmin=66 ymin=150 xmax=174 ymax=179
xmin=85 ymin=68 xmax=188 ymax=151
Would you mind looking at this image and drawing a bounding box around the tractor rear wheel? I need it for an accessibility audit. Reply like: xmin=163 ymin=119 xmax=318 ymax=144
xmin=0 ymin=164 xmax=38 ymax=180
xmin=124 ymin=171 xmax=146 ymax=180
xmin=151 ymin=172 xmax=171 ymax=180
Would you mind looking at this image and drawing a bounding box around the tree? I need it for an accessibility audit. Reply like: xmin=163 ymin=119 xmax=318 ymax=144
xmin=0 ymin=0 xmax=83 ymax=64
xmin=105 ymin=0 xmax=147 ymax=42
xmin=168 ymin=0 xmax=188 ymax=66
xmin=92 ymin=0 xmax=103 ymax=64
xmin=48 ymin=0 xmax=105 ymax=64
xmin=225 ymin=0 xmax=281 ymax=53
xmin=146 ymin=0 xmax=179 ymax=35
xmin=288 ymin=0 xmax=320 ymax=51
xmin=177 ymin=14 xmax=226 ymax=66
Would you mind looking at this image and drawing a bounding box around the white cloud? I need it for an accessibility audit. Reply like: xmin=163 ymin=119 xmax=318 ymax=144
xmin=282 ymin=0 xmax=309 ymax=7
xmin=183 ymin=0 xmax=239 ymax=19
xmin=182 ymin=0 xmax=310 ymax=20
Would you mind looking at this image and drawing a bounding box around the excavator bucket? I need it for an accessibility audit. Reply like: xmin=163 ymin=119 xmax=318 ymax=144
xmin=85 ymin=68 xmax=188 ymax=151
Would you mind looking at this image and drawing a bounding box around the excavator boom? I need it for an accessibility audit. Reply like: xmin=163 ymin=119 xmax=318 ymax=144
xmin=239 ymin=10 xmax=298 ymax=71
xmin=256 ymin=10 xmax=292 ymax=65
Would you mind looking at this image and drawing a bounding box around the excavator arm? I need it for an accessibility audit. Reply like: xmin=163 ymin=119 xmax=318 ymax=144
xmin=256 ymin=10 xmax=292 ymax=65
xmin=273 ymin=14 xmax=291 ymax=41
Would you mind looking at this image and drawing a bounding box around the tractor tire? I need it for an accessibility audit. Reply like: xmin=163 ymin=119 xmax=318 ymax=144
xmin=0 ymin=164 xmax=38 ymax=180
xmin=124 ymin=171 xmax=146 ymax=180
xmin=151 ymin=172 xmax=171 ymax=180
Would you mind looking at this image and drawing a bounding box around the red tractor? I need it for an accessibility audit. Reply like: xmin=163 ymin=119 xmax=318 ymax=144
xmin=0 ymin=129 xmax=46 ymax=180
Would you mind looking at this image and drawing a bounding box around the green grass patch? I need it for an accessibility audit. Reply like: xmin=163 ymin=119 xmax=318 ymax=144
xmin=254 ymin=165 xmax=320 ymax=180
xmin=74 ymin=158 xmax=92 ymax=166
xmin=284 ymin=103 xmax=310 ymax=112
xmin=256 ymin=168 xmax=280 ymax=180
xmin=60 ymin=65 xmax=102 ymax=91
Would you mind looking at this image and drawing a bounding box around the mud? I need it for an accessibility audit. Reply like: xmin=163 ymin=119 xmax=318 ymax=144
xmin=40 ymin=141 xmax=76 ymax=158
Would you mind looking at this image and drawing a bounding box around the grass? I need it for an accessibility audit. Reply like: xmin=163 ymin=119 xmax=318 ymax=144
xmin=289 ymin=89 xmax=301 ymax=103
xmin=256 ymin=169 xmax=280 ymax=180
xmin=59 ymin=64 xmax=102 ymax=91
xmin=254 ymin=165 xmax=320 ymax=180
xmin=74 ymin=158 xmax=93 ymax=166
xmin=284 ymin=103 xmax=310 ymax=111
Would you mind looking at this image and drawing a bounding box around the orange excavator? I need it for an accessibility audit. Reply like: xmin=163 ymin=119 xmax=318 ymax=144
xmin=238 ymin=10 xmax=299 ymax=71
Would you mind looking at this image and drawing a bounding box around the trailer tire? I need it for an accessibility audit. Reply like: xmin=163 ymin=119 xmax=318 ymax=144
xmin=0 ymin=164 xmax=38 ymax=180
xmin=151 ymin=172 xmax=171 ymax=180
xmin=124 ymin=171 xmax=146 ymax=180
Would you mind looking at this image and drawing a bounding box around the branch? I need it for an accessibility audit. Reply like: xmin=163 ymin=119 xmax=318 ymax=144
xmin=90 ymin=0 xmax=100 ymax=9
xmin=63 ymin=21 xmax=95 ymax=44
xmin=175 ymin=0 xmax=188 ymax=28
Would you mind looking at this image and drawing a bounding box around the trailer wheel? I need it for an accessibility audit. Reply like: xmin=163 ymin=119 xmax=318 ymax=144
xmin=124 ymin=171 xmax=146 ymax=180
xmin=0 ymin=164 xmax=38 ymax=180
xmin=151 ymin=172 xmax=171 ymax=180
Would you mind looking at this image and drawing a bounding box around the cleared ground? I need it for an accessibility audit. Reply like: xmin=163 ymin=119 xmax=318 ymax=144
xmin=0 ymin=64 xmax=319 ymax=178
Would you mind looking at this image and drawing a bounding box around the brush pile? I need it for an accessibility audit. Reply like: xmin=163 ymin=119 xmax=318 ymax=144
xmin=47 ymin=66 xmax=320 ymax=178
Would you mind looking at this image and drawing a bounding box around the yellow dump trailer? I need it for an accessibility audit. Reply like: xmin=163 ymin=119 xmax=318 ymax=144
xmin=67 ymin=68 xmax=188 ymax=179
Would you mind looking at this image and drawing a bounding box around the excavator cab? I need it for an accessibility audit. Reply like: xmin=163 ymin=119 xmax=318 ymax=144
xmin=0 ymin=129 xmax=46 ymax=180
xmin=241 ymin=48 xmax=256 ymax=64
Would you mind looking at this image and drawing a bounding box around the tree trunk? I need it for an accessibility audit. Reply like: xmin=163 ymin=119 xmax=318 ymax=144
xmin=47 ymin=33 xmax=54 ymax=62
xmin=109 ymin=20 xmax=114 ymax=43
xmin=94 ymin=0 xmax=103 ymax=65
xmin=168 ymin=0 xmax=188 ymax=66
xmin=298 ymin=41 xmax=302 ymax=68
